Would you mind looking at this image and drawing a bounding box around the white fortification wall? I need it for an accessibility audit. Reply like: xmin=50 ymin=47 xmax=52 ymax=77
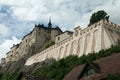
xmin=25 ymin=20 xmax=120 ymax=65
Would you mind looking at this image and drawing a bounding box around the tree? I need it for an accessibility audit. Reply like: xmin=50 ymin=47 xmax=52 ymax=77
xmin=88 ymin=10 xmax=109 ymax=26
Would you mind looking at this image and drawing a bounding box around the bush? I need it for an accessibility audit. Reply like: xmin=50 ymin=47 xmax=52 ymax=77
xmin=44 ymin=41 xmax=55 ymax=49
xmin=106 ymin=74 xmax=120 ymax=80
xmin=1 ymin=70 xmax=21 ymax=80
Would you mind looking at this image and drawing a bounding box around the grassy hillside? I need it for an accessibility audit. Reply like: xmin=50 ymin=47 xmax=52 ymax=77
xmin=34 ymin=43 xmax=120 ymax=80
xmin=0 ymin=43 xmax=120 ymax=80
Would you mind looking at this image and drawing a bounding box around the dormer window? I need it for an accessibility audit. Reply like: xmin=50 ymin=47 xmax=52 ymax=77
xmin=85 ymin=67 xmax=98 ymax=76
xmin=79 ymin=63 xmax=100 ymax=80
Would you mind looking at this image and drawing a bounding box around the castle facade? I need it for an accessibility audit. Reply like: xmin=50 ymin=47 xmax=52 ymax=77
xmin=6 ymin=20 xmax=62 ymax=63
xmin=4 ymin=19 xmax=120 ymax=65
xmin=25 ymin=19 xmax=120 ymax=65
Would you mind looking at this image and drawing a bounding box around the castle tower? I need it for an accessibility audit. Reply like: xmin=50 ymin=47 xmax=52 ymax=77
xmin=48 ymin=17 xmax=52 ymax=29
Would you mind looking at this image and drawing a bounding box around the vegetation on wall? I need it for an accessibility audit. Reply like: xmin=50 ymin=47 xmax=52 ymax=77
xmin=106 ymin=74 xmax=120 ymax=80
xmin=88 ymin=10 xmax=109 ymax=26
xmin=44 ymin=41 xmax=55 ymax=49
xmin=34 ymin=43 xmax=120 ymax=80
xmin=0 ymin=73 xmax=3 ymax=80
xmin=0 ymin=70 xmax=21 ymax=80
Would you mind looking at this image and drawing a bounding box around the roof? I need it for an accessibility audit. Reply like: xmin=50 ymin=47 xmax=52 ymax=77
xmin=51 ymin=26 xmax=63 ymax=33
xmin=56 ymin=30 xmax=73 ymax=37
xmin=22 ymin=25 xmax=63 ymax=40
xmin=10 ymin=44 xmax=19 ymax=49
xmin=22 ymin=30 xmax=34 ymax=40
xmin=64 ymin=53 xmax=120 ymax=80
xmin=6 ymin=51 xmax=11 ymax=54
xmin=22 ymin=24 xmax=47 ymax=40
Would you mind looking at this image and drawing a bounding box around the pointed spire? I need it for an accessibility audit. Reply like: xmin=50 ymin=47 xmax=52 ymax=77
xmin=48 ymin=17 xmax=52 ymax=29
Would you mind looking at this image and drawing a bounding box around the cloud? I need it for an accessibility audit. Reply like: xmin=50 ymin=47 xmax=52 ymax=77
xmin=0 ymin=24 xmax=8 ymax=36
xmin=0 ymin=0 xmax=120 ymax=28
xmin=0 ymin=0 xmax=120 ymax=59
xmin=0 ymin=37 xmax=21 ymax=59
xmin=12 ymin=0 xmax=120 ymax=26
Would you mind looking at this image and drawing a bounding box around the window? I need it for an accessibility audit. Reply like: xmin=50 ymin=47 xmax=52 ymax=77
xmin=81 ymin=63 xmax=100 ymax=79
xmin=58 ymin=37 xmax=60 ymax=40
xmin=39 ymin=27 xmax=40 ymax=30
xmin=75 ymin=30 xmax=78 ymax=36
xmin=86 ymin=68 xmax=97 ymax=76
xmin=38 ymin=32 xmax=40 ymax=36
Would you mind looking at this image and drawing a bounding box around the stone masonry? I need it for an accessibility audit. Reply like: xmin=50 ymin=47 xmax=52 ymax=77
xmin=25 ymin=19 xmax=120 ymax=65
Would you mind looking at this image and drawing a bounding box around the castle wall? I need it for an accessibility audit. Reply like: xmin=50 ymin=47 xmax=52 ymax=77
xmin=51 ymin=29 xmax=61 ymax=42
xmin=0 ymin=58 xmax=6 ymax=65
xmin=55 ymin=31 xmax=73 ymax=43
xmin=6 ymin=28 xmax=37 ymax=63
xmin=6 ymin=25 xmax=62 ymax=63
xmin=25 ymin=20 xmax=120 ymax=66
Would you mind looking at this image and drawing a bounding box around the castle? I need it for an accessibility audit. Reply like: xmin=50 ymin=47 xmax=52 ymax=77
xmin=2 ymin=19 xmax=120 ymax=66
xmin=5 ymin=19 xmax=62 ymax=63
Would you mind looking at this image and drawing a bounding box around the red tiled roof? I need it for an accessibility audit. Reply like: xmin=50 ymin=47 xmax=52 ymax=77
xmin=64 ymin=53 xmax=120 ymax=80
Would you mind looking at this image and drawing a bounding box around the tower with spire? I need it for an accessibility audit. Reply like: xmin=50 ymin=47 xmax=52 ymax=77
xmin=48 ymin=17 xmax=52 ymax=29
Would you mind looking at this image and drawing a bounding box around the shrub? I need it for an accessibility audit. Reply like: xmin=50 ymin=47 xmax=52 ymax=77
xmin=1 ymin=70 xmax=21 ymax=80
xmin=34 ymin=44 xmax=120 ymax=80
xmin=106 ymin=74 xmax=120 ymax=80
xmin=44 ymin=41 xmax=55 ymax=49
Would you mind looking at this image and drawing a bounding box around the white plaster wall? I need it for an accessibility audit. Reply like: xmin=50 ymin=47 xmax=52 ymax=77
xmin=24 ymin=20 xmax=120 ymax=66
xmin=55 ymin=31 xmax=72 ymax=43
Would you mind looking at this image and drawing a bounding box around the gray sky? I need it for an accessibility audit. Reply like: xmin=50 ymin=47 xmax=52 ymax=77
xmin=0 ymin=0 xmax=120 ymax=59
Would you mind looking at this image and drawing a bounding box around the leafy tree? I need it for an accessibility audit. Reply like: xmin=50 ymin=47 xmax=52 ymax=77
xmin=89 ymin=10 xmax=109 ymax=26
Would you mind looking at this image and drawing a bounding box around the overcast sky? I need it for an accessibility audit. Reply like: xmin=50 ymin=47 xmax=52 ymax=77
xmin=0 ymin=0 xmax=120 ymax=59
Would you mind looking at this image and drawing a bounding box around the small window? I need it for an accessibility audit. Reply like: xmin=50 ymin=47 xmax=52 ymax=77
xmin=86 ymin=68 xmax=97 ymax=76
xmin=39 ymin=27 xmax=40 ymax=30
xmin=81 ymin=63 xmax=100 ymax=79
xmin=58 ymin=37 xmax=60 ymax=40
xmin=75 ymin=30 xmax=78 ymax=36
xmin=38 ymin=32 xmax=40 ymax=35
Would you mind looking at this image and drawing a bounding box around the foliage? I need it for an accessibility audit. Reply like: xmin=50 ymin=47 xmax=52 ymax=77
xmin=89 ymin=10 xmax=109 ymax=26
xmin=0 ymin=73 xmax=3 ymax=80
xmin=34 ymin=44 xmax=120 ymax=80
xmin=106 ymin=74 xmax=120 ymax=80
xmin=1 ymin=70 xmax=21 ymax=80
xmin=34 ymin=56 xmax=79 ymax=80
xmin=44 ymin=41 xmax=55 ymax=49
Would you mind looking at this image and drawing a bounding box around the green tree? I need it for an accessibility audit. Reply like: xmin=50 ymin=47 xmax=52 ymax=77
xmin=89 ymin=10 xmax=109 ymax=26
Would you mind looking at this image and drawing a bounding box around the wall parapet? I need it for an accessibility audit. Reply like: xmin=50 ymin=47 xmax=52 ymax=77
xmin=32 ymin=19 xmax=120 ymax=57
xmin=33 ymin=19 xmax=108 ymax=58
xmin=39 ymin=36 xmax=73 ymax=55
xmin=25 ymin=19 xmax=120 ymax=66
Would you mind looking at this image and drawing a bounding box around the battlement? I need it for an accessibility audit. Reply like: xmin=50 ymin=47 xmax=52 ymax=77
xmin=32 ymin=20 xmax=105 ymax=56
xmin=33 ymin=19 xmax=120 ymax=54
xmin=25 ymin=19 xmax=120 ymax=65
xmin=40 ymin=36 xmax=73 ymax=55
xmin=4 ymin=19 xmax=120 ymax=65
